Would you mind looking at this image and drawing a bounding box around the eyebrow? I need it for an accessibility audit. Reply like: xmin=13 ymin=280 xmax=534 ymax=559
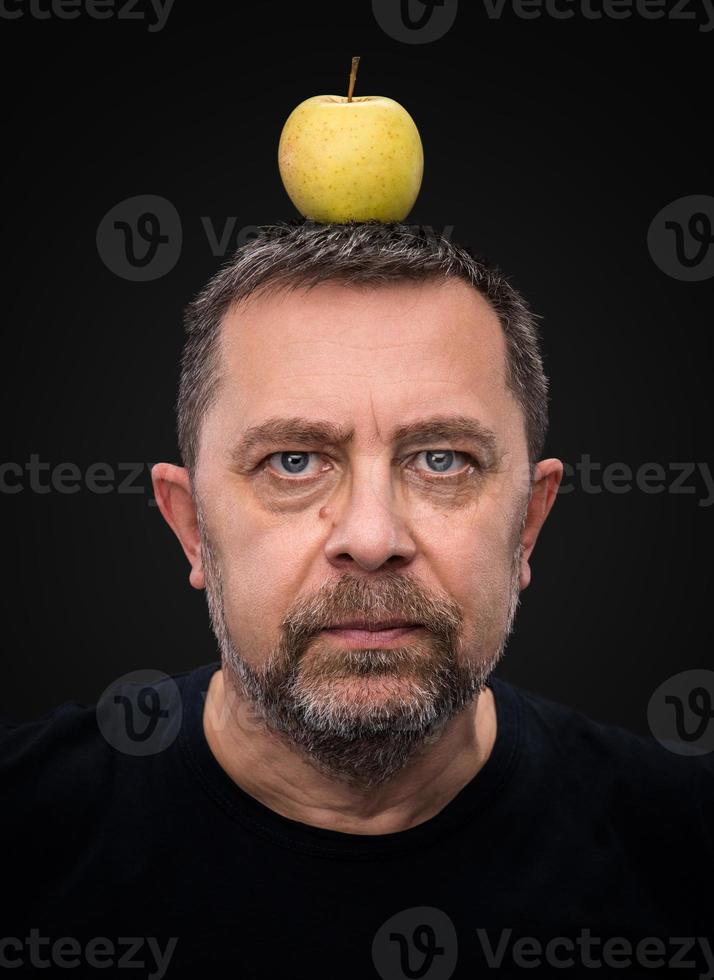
xmin=228 ymin=414 xmax=501 ymax=470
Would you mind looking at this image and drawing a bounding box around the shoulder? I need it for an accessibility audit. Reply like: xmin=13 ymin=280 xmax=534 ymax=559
xmin=1 ymin=695 xmax=117 ymax=815
xmin=492 ymin=675 xmax=714 ymax=822
xmin=1 ymin=697 xmax=110 ymax=775
xmin=0 ymin=663 xmax=214 ymax=819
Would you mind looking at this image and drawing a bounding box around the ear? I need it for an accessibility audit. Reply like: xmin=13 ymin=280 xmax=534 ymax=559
xmin=519 ymin=458 xmax=563 ymax=591
xmin=151 ymin=463 xmax=205 ymax=590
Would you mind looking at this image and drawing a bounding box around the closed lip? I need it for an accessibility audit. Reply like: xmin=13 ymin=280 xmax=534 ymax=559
xmin=324 ymin=620 xmax=419 ymax=631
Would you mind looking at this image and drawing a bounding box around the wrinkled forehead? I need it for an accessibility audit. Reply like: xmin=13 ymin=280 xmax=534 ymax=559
xmin=216 ymin=278 xmax=510 ymax=400
xmin=196 ymin=279 xmax=527 ymax=475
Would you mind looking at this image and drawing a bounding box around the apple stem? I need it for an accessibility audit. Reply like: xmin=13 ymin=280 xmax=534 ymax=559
xmin=347 ymin=56 xmax=360 ymax=102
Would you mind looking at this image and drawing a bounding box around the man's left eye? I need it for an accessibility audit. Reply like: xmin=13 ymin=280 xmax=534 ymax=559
xmin=412 ymin=450 xmax=474 ymax=475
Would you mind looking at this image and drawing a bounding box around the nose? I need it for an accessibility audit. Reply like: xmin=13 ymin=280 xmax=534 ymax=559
xmin=321 ymin=454 xmax=418 ymax=572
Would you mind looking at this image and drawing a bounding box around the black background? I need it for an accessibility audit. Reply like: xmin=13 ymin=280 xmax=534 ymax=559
xmin=1 ymin=0 xmax=711 ymax=728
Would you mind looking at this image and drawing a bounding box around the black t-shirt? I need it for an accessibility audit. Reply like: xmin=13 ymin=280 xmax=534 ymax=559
xmin=2 ymin=661 xmax=713 ymax=979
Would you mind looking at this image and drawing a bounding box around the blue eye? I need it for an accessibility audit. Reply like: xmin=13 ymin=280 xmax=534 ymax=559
xmin=413 ymin=450 xmax=472 ymax=474
xmin=263 ymin=449 xmax=477 ymax=482
xmin=267 ymin=451 xmax=319 ymax=476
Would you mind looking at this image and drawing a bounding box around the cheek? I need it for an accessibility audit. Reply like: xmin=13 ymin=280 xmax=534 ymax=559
xmin=215 ymin=510 xmax=314 ymax=648
xmin=433 ymin=514 xmax=517 ymax=613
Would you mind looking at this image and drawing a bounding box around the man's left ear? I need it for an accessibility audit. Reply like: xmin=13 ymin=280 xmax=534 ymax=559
xmin=519 ymin=458 xmax=563 ymax=591
xmin=151 ymin=463 xmax=205 ymax=590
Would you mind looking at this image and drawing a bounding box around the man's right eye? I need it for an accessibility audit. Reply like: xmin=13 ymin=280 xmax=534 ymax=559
xmin=264 ymin=451 xmax=326 ymax=479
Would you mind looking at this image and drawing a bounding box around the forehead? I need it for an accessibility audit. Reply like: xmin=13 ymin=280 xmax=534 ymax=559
xmin=212 ymin=278 xmax=519 ymax=447
xmin=220 ymin=277 xmax=506 ymax=383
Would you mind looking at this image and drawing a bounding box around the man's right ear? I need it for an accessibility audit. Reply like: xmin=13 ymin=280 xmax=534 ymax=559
xmin=151 ymin=463 xmax=205 ymax=590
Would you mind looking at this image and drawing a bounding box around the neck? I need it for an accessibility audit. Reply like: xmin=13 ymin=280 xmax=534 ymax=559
xmin=202 ymin=667 xmax=497 ymax=836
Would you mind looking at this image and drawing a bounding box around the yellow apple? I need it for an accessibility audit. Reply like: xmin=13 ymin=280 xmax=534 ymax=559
xmin=278 ymin=93 xmax=424 ymax=224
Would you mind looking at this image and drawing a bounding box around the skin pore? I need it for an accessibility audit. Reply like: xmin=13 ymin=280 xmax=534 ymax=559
xmin=152 ymin=277 xmax=563 ymax=835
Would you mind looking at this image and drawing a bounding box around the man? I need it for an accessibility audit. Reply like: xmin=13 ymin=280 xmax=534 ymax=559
xmin=2 ymin=221 xmax=712 ymax=978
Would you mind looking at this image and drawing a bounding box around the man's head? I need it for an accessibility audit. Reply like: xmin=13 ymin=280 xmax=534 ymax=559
xmin=153 ymin=221 xmax=562 ymax=788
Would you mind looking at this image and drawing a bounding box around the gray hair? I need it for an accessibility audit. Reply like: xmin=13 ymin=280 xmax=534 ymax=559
xmin=176 ymin=220 xmax=550 ymax=484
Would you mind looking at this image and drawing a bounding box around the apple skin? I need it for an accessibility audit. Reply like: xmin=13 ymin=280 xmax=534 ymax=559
xmin=278 ymin=95 xmax=424 ymax=224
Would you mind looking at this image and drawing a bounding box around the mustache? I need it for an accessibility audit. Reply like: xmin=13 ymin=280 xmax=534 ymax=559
xmin=280 ymin=572 xmax=463 ymax=648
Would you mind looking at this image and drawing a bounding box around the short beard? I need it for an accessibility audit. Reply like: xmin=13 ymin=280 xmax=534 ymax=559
xmin=196 ymin=503 xmax=524 ymax=790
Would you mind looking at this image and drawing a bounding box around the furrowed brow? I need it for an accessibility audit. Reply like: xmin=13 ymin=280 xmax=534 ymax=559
xmin=228 ymin=414 xmax=500 ymax=470
xmin=391 ymin=416 xmax=500 ymax=462
xmin=229 ymin=418 xmax=354 ymax=469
